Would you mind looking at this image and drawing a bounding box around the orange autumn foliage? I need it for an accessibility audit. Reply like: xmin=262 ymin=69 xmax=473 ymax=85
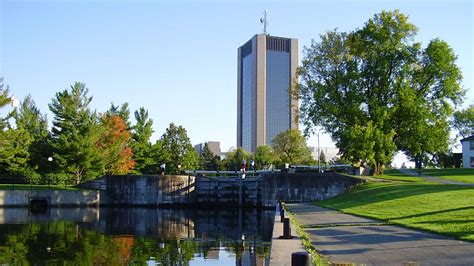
xmin=98 ymin=114 xmax=135 ymax=174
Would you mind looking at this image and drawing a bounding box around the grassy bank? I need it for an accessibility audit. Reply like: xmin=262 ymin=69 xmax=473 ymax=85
xmin=421 ymin=168 xmax=474 ymax=183
xmin=0 ymin=184 xmax=79 ymax=190
xmin=316 ymin=170 xmax=474 ymax=241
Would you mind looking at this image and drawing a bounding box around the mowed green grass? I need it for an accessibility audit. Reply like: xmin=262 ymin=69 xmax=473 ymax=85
xmin=317 ymin=176 xmax=474 ymax=241
xmin=373 ymin=169 xmax=426 ymax=182
xmin=421 ymin=168 xmax=474 ymax=183
xmin=0 ymin=184 xmax=79 ymax=190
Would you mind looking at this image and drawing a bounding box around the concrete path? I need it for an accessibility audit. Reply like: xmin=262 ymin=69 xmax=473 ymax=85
xmin=287 ymin=203 xmax=474 ymax=265
xmin=398 ymin=168 xmax=474 ymax=186
xmin=269 ymin=206 xmax=307 ymax=266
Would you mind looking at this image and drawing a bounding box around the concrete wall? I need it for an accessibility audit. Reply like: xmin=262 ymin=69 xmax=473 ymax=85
xmin=77 ymin=175 xmax=195 ymax=206
xmin=0 ymin=173 xmax=362 ymax=207
xmin=261 ymin=172 xmax=363 ymax=206
xmin=195 ymin=172 xmax=363 ymax=207
xmin=0 ymin=190 xmax=100 ymax=207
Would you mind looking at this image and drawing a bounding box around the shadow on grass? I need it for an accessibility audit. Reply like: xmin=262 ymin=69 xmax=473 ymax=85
xmin=392 ymin=206 xmax=474 ymax=220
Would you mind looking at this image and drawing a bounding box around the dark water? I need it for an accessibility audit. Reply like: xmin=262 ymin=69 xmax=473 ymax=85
xmin=0 ymin=207 xmax=275 ymax=265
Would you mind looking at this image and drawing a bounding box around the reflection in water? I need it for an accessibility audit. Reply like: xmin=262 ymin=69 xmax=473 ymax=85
xmin=0 ymin=207 xmax=274 ymax=265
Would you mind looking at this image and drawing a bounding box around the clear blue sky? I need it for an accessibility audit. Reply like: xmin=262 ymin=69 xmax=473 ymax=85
xmin=1 ymin=0 xmax=473 ymax=154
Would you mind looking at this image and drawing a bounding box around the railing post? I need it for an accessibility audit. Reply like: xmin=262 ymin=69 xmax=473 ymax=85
xmin=283 ymin=217 xmax=291 ymax=238
xmin=292 ymin=251 xmax=310 ymax=266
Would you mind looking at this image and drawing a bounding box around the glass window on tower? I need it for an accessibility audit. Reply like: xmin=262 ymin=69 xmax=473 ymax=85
xmin=242 ymin=53 xmax=254 ymax=152
xmin=266 ymin=50 xmax=290 ymax=144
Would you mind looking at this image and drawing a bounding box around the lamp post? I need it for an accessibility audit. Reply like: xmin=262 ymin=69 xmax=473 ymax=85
xmin=317 ymin=130 xmax=321 ymax=173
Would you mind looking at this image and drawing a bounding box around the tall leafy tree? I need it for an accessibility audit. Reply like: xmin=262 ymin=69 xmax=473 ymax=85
xmin=131 ymin=107 xmax=154 ymax=174
xmin=271 ymin=129 xmax=313 ymax=165
xmin=453 ymin=104 xmax=474 ymax=139
xmin=297 ymin=10 xmax=464 ymax=174
xmin=97 ymin=114 xmax=135 ymax=175
xmin=158 ymin=123 xmax=198 ymax=174
xmin=255 ymin=145 xmax=276 ymax=169
xmin=49 ymin=82 xmax=103 ymax=183
xmin=225 ymin=147 xmax=252 ymax=171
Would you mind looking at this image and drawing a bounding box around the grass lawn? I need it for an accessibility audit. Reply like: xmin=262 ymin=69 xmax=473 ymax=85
xmin=316 ymin=181 xmax=474 ymax=241
xmin=372 ymin=169 xmax=427 ymax=182
xmin=0 ymin=184 xmax=79 ymax=190
xmin=421 ymin=168 xmax=474 ymax=183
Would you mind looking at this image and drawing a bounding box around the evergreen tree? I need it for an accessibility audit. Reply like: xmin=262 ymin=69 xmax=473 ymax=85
xmin=0 ymin=78 xmax=12 ymax=130
xmin=200 ymin=143 xmax=219 ymax=170
xmin=49 ymin=82 xmax=103 ymax=183
xmin=108 ymin=102 xmax=131 ymax=129
xmin=319 ymin=150 xmax=327 ymax=164
xmin=131 ymin=107 xmax=154 ymax=174
xmin=15 ymin=95 xmax=52 ymax=179
xmin=0 ymin=80 xmax=33 ymax=178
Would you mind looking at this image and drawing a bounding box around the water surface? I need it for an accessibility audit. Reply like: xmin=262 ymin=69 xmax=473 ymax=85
xmin=0 ymin=207 xmax=274 ymax=265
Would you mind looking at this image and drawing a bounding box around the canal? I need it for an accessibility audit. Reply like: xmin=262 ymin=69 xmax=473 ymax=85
xmin=0 ymin=207 xmax=275 ymax=265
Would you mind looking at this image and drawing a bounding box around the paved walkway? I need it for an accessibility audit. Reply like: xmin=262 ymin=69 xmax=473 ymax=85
xmin=269 ymin=206 xmax=306 ymax=266
xmin=398 ymin=168 xmax=474 ymax=186
xmin=287 ymin=203 xmax=474 ymax=265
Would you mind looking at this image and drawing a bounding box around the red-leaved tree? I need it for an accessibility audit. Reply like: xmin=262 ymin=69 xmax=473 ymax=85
xmin=97 ymin=114 xmax=135 ymax=175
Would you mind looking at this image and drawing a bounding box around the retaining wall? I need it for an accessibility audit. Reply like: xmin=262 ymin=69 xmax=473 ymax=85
xmin=0 ymin=173 xmax=363 ymax=207
xmin=0 ymin=190 xmax=100 ymax=207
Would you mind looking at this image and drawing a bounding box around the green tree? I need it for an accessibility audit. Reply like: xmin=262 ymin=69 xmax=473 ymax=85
xmin=158 ymin=123 xmax=198 ymax=174
xmin=49 ymin=82 xmax=103 ymax=183
xmin=0 ymin=80 xmax=35 ymax=178
xmin=271 ymin=129 xmax=313 ymax=165
xmin=319 ymin=150 xmax=326 ymax=164
xmin=297 ymin=10 xmax=464 ymax=174
xmin=0 ymin=78 xmax=12 ymax=130
xmin=453 ymin=104 xmax=474 ymax=139
xmin=14 ymin=95 xmax=52 ymax=180
xmin=255 ymin=145 xmax=276 ymax=169
xmin=107 ymin=102 xmax=131 ymax=129
xmin=225 ymin=147 xmax=252 ymax=171
xmin=200 ymin=143 xmax=220 ymax=170
xmin=131 ymin=107 xmax=155 ymax=174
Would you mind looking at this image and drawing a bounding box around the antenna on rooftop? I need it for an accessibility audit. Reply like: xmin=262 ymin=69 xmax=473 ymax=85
xmin=260 ymin=9 xmax=268 ymax=35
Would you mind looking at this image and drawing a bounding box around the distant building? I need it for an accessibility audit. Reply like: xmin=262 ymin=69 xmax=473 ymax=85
xmin=310 ymin=147 xmax=340 ymax=162
xmin=194 ymin=141 xmax=221 ymax=157
xmin=461 ymin=135 xmax=474 ymax=168
xmin=237 ymin=34 xmax=298 ymax=152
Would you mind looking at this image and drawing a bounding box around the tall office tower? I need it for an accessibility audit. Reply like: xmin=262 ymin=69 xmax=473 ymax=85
xmin=237 ymin=34 xmax=298 ymax=152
